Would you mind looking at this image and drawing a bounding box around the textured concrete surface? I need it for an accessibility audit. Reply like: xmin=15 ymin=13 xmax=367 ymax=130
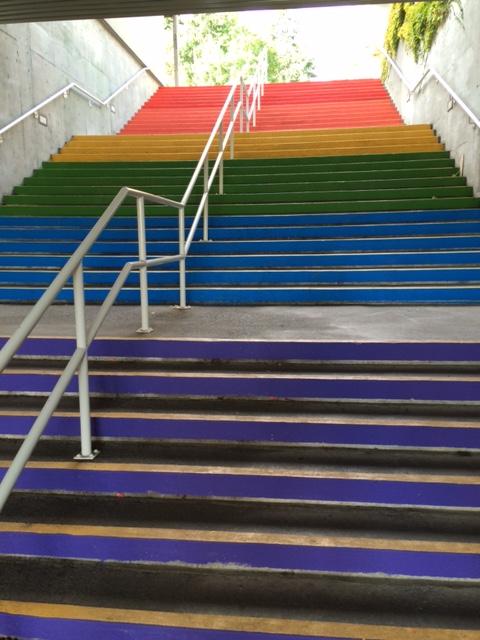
xmin=1 ymin=304 xmax=479 ymax=341
xmin=386 ymin=0 xmax=480 ymax=195
xmin=0 ymin=20 xmax=159 ymax=199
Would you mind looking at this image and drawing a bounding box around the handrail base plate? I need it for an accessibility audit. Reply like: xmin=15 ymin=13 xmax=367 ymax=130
xmin=74 ymin=450 xmax=100 ymax=462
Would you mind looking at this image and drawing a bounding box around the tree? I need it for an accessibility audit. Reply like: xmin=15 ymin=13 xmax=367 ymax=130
xmin=166 ymin=12 xmax=316 ymax=86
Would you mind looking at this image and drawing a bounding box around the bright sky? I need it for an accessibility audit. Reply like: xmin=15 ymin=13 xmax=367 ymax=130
xmin=109 ymin=4 xmax=392 ymax=83
xmin=237 ymin=5 xmax=391 ymax=80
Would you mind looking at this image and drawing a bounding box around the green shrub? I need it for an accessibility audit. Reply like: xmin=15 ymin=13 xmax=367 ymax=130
xmin=382 ymin=1 xmax=461 ymax=79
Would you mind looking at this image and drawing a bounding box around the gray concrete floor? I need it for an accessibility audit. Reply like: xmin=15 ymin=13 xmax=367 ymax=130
xmin=0 ymin=304 xmax=479 ymax=341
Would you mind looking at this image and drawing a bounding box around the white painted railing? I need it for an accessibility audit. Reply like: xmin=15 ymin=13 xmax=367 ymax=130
xmin=0 ymin=51 xmax=268 ymax=512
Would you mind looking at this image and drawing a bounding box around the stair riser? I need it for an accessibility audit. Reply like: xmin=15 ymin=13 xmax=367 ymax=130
xmin=5 ymin=235 xmax=480 ymax=253
xmin=2 ymin=209 xmax=478 ymax=227
xmin=1 ymin=438 xmax=479 ymax=471
xmin=1 ymin=220 xmax=479 ymax=240
xmin=6 ymin=187 xmax=473 ymax=206
xmin=3 ymin=268 xmax=480 ymax=287
xmin=6 ymin=337 xmax=480 ymax=364
xmin=2 ymin=287 xmax=480 ymax=305
xmin=5 ymin=492 xmax=480 ymax=536
xmin=2 ymin=557 xmax=479 ymax=626
xmin=3 ymin=196 xmax=479 ymax=216
xmin=38 ymin=151 xmax=453 ymax=170
xmin=4 ymin=372 xmax=480 ymax=403
xmin=14 ymin=177 xmax=467 ymax=197
xmin=2 ymin=251 xmax=480 ymax=269
xmin=1 ymin=531 xmax=479 ymax=581
xmin=6 ymin=389 xmax=480 ymax=418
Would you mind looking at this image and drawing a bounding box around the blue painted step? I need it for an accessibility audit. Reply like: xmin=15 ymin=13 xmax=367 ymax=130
xmin=4 ymin=336 xmax=480 ymax=362
xmin=0 ymin=530 xmax=478 ymax=580
xmin=5 ymin=236 xmax=480 ymax=255
xmin=2 ymin=268 xmax=480 ymax=287
xmin=2 ymin=371 xmax=480 ymax=403
xmin=3 ymin=466 xmax=479 ymax=509
xmin=2 ymin=208 xmax=480 ymax=228
xmin=2 ymin=415 xmax=479 ymax=451
xmin=2 ymin=220 xmax=480 ymax=242
xmin=2 ymin=286 xmax=480 ymax=304
xmin=1 ymin=251 xmax=480 ymax=270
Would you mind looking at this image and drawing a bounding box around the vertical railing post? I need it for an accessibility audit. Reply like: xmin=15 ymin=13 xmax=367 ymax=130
xmin=262 ymin=52 xmax=267 ymax=96
xmin=218 ymin=122 xmax=224 ymax=196
xmin=203 ymin=158 xmax=210 ymax=239
xmin=245 ymin=87 xmax=250 ymax=133
xmin=240 ymin=79 xmax=245 ymax=133
xmin=230 ymin=97 xmax=235 ymax=160
xmin=257 ymin=71 xmax=261 ymax=110
xmin=178 ymin=207 xmax=187 ymax=308
xmin=73 ymin=262 xmax=98 ymax=461
xmin=136 ymin=196 xmax=152 ymax=333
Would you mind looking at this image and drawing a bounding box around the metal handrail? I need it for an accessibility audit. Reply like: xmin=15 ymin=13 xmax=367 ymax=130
xmin=244 ymin=50 xmax=268 ymax=132
xmin=0 ymin=52 xmax=268 ymax=512
xmin=0 ymin=67 xmax=160 ymax=141
xmin=381 ymin=48 xmax=480 ymax=131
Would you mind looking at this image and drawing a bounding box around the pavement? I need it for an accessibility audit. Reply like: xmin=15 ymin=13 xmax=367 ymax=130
xmin=0 ymin=304 xmax=478 ymax=342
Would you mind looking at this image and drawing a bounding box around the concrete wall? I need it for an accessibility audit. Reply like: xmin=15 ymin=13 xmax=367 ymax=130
xmin=0 ymin=20 xmax=160 ymax=199
xmin=385 ymin=0 xmax=480 ymax=195
xmin=106 ymin=17 xmax=171 ymax=84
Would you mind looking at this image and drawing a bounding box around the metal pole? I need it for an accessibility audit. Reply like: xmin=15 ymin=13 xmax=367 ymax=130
xmin=136 ymin=196 xmax=152 ymax=333
xmin=173 ymin=16 xmax=180 ymax=87
xmin=230 ymin=98 xmax=235 ymax=159
xmin=178 ymin=207 xmax=187 ymax=308
xmin=245 ymin=88 xmax=250 ymax=133
xmin=240 ymin=80 xmax=244 ymax=133
xmin=203 ymin=158 xmax=210 ymax=239
xmin=73 ymin=262 xmax=98 ymax=461
xmin=218 ymin=123 xmax=224 ymax=196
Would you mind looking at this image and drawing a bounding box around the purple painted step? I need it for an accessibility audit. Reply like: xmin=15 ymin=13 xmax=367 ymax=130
xmin=0 ymin=531 xmax=478 ymax=580
xmin=1 ymin=415 xmax=479 ymax=450
xmin=5 ymin=467 xmax=480 ymax=509
xmin=3 ymin=337 xmax=480 ymax=362
xmin=0 ymin=613 xmax=351 ymax=640
xmin=2 ymin=372 xmax=480 ymax=403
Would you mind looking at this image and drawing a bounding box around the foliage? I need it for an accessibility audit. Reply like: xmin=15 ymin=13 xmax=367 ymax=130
xmin=382 ymin=1 xmax=461 ymax=78
xmin=166 ymin=12 xmax=315 ymax=86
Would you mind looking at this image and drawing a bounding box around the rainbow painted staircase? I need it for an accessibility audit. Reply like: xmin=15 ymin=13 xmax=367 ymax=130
xmin=1 ymin=122 xmax=480 ymax=304
xmin=121 ymin=80 xmax=403 ymax=134
xmin=1 ymin=79 xmax=480 ymax=638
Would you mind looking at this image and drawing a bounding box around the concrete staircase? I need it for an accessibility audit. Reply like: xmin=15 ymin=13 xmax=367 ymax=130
xmin=1 ymin=124 xmax=480 ymax=304
xmin=0 ymin=337 xmax=479 ymax=637
xmin=120 ymin=79 xmax=402 ymax=134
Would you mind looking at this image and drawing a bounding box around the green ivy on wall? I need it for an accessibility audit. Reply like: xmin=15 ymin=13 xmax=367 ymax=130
xmin=382 ymin=1 xmax=461 ymax=78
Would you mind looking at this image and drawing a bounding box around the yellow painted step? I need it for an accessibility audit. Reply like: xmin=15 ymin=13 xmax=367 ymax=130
xmin=70 ymin=124 xmax=431 ymax=143
xmin=64 ymin=134 xmax=439 ymax=151
xmin=0 ymin=600 xmax=477 ymax=640
xmin=52 ymin=142 xmax=444 ymax=163
xmin=67 ymin=127 xmax=434 ymax=148
xmin=59 ymin=136 xmax=440 ymax=156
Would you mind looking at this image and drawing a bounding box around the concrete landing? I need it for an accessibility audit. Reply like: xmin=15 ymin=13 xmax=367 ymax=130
xmin=0 ymin=305 xmax=478 ymax=342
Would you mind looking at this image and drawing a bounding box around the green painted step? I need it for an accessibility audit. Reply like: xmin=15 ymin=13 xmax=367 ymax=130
xmin=14 ymin=176 xmax=467 ymax=197
xmin=2 ymin=197 xmax=479 ymax=217
xmin=5 ymin=186 xmax=473 ymax=207
xmin=34 ymin=158 xmax=456 ymax=180
xmin=22 ymin=167 xmax=460 ymax=188
xmin=42 ymin=151 xmax=451 ymax=171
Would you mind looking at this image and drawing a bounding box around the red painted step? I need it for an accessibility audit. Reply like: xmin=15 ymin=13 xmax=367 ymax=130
xmin=120 ymin=79 xmax=402 ymax=135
